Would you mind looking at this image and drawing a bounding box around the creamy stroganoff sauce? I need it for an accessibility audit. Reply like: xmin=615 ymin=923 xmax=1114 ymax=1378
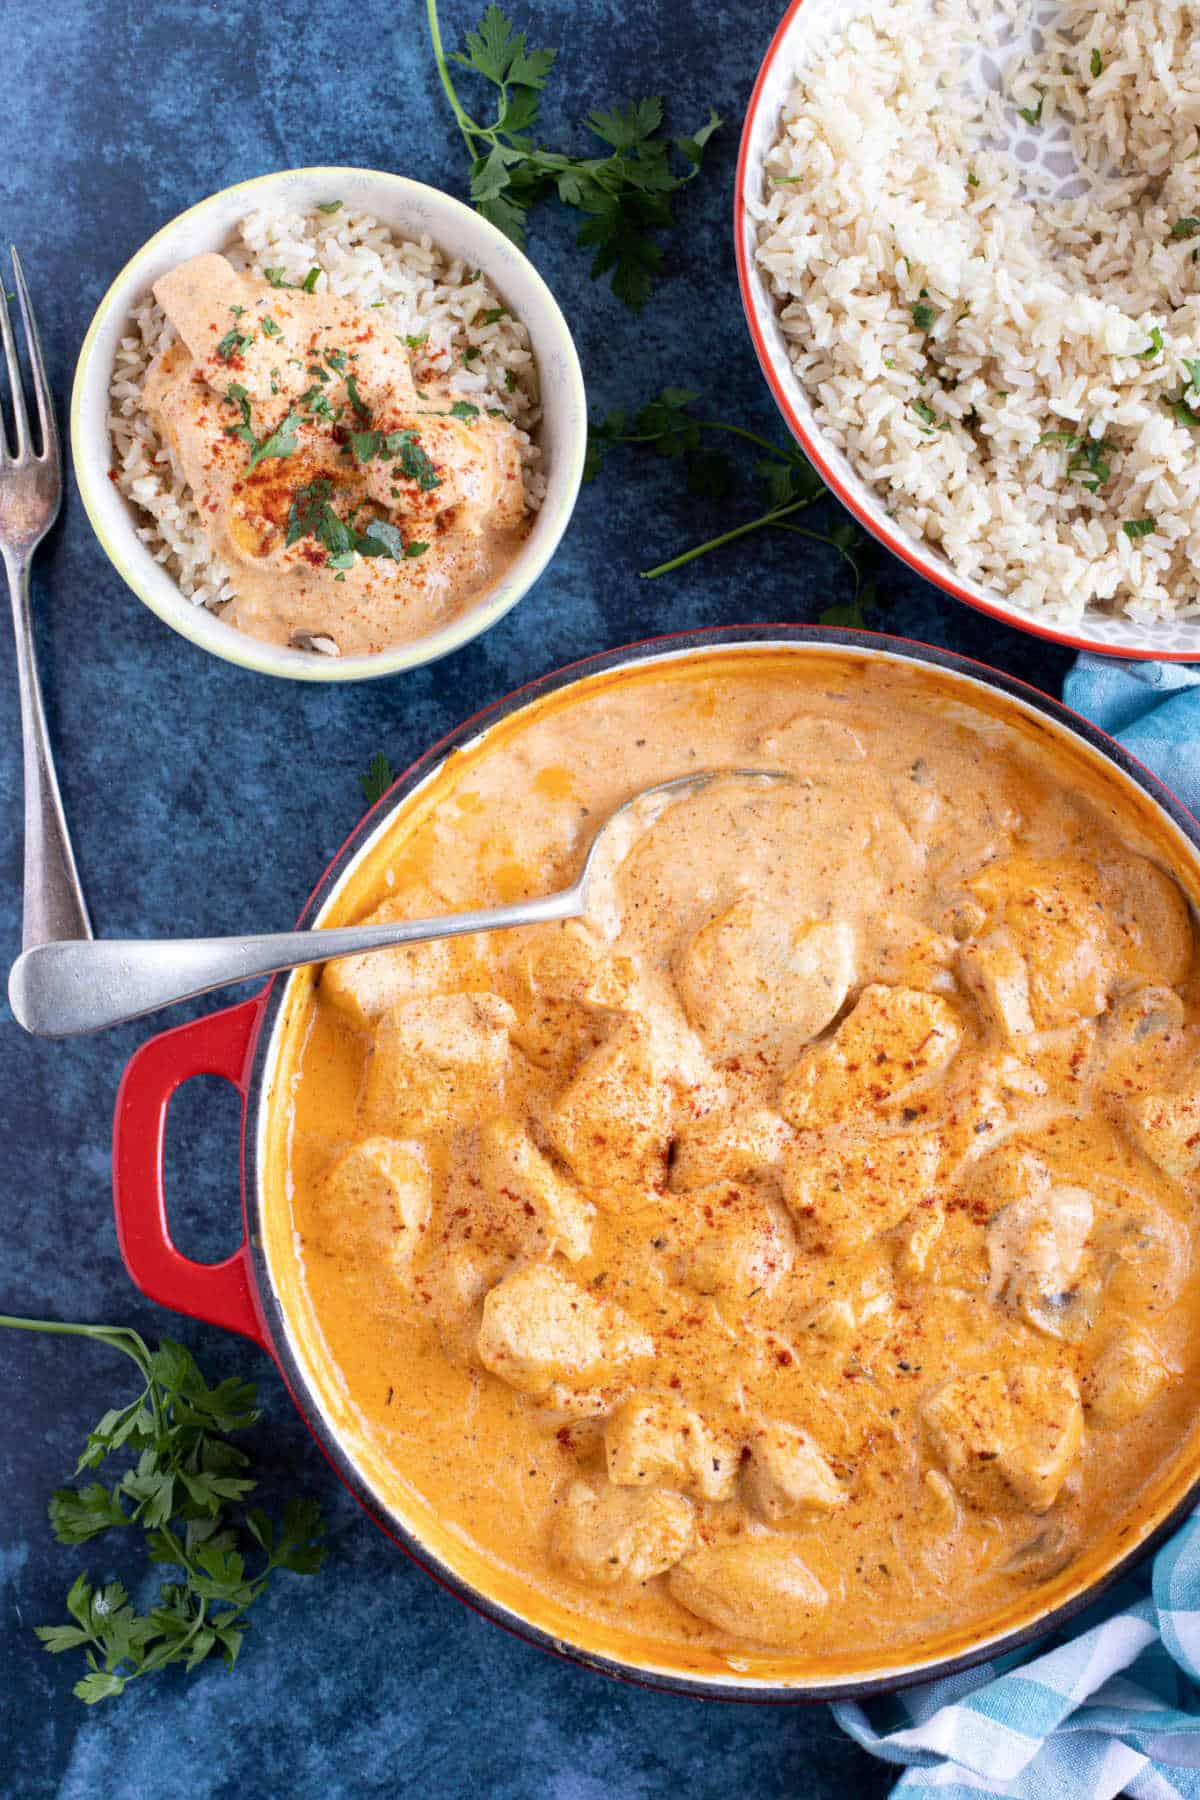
xmin=268 ymin=652 xmax=1200 ymax=1672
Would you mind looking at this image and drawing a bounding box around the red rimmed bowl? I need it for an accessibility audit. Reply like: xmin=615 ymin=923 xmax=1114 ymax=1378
xmin=734 ymin=3 xmax=1200 ymax=663
xmin=112 ymin=626 xmax=1200 ymax=1699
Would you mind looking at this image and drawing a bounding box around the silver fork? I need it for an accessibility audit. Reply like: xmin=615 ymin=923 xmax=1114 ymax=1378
xmin=1 ymin=248 xmax=91 ymax=950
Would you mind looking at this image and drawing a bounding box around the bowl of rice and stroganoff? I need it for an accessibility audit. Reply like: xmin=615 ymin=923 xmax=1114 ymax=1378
xmin=73 ymin=167 xmax=586 ymax=680
xmin=738 ymin=0 xmax=1200 ymax=657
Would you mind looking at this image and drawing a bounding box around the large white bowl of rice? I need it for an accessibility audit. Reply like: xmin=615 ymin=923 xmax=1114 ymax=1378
xmin=736 ymin=0 xmax=1200 ymax=660
xmin=73 ymin=166 xmax=587 ymax=680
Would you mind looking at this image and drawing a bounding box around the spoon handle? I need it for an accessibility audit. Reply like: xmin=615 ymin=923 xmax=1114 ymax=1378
xmin=7 ymin=888 xmax=581 ymax=1039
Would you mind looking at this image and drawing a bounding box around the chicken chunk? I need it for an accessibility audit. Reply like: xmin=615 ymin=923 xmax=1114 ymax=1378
xmin=967 ymin=856 xmax=1110 ymax=1029
xmin=1121 ymin=1067 xmax=1200 ymax=1182
xmin=668 ymin=1541 xmax=828 ymax=1646
xmin=315 ymin=1137 xmax=431 ymax=1276
xmin=550 ymin=1479 xmax=694 ymax=1585
xmin=479 ymin=1116 xmax=593 ymax=1263
xmin=1099 ymin=988 xmax=1191 ymax=1100
xmin=958 ymin=928 xmax=1035 ymax=1037
xmin=525 ymin=921 xmax=638 ymax=1010
xmin=922 ymin=1366 xmax=1083 ymax=1512
xmin=986 ymin=1184 xmax=1095 ymax=1340
xmin=415 ymin=1241 xmax=511 ymax=1364
xmin=778 ymin=985 xmax=962 ymax=1130
xmin=744 ymin=1424 xmax=845 ymax=1524
xmin=363 ymin=994 xmax=514 ymax=1133
xmin=548 ymin=1019 xmax=671 ymax=1199
xmin=677 ymin=897 xmax=855 ymax=1066
xmin=780 ymin=1131 xmax=941 ymax=1252
xmin=476 ymin=1263 xmax=653 ymax=1396
xmin=605 ymin=1394 xmax=738 ymax=1501
xmin=320 ymin=888 xmax=470 ymax=1028
xmin=1098 ymin=856 xmax=1192 ymax=990
xmin=511 ymin=925 xmax=638 ymax=1079
xmin=670 ymin=1182 xmax=795 ymax=1302
xmin=669 ymin=1106 xmax=793 ymax=1191
xmin=1084 ymin=1329 xmax=1175 ymax=1427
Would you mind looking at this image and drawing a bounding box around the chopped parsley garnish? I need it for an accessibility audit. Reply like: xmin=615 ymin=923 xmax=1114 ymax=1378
xmin=481 ymin=307 xmax=508 ymax=324
xmin=911 ymin=398 xmax=946 ymax=431
xmin=450 ymin=400 xmax=481 ymax=418
xmin=912 ymin=302 xmax=936 ymax=332
xmin=261 ymin=316 xmax=282 ymax=338
xmin=230 ymin=305 xmax=245 ymax=318
xmin=324 ymin=348 xmax=348 ymax=373
xmin=1170 ymin=218 xmax=1200 ymax=240
xmin=1163 ymin=393 xmax=1200 ymax=427
xmin=215 ymin=327 xmax=254 ymax=362
xmin=1090 ymin=48 xmax=1103 ymax=77
xmin=245 ymin=409 xmax=304 ymax=473
xmin=264 ymin=268 xmax=296 ymax=288
xmin=345 ymin=372 xmax=371 ymax=421
xmin=463 ymin=346 xmax=483 ymax=364
xmin=347 ymin=428 xmax=442 ymax=490
xmin=316 ymin=200 xmax=344 ymax=214
xmin=355 ymin=519 xmax=408 ymax=559
xmin=286 ymin=478 xmax=354 ymax=558
xmin=1186 ymin=358 xmax=1200 ymax=391
xmin=1123 ymin=517 xmax=1156 ymax=538
xmin=301 ymin=267 xmax=322 ymax=293
xmin=306 ymin=363 xmax=330 ymax=384
xmin=286 ymin=478 xmax=426 ymax=571
xmin=223 ymin=382 xmax=255 ymax=450
xmin=405 ymin=333 xmax=429 ymax=349
xmin=1067 ymin=430 xmax=1112 ymax=490
xmin=504 ymin=368 xmax=517 ymax=392
xmin=1017 ymin=93 xmax=1044 ymax=126
xmin=967 ymin=171 xmax=980 ymax=187
xmin=1137 ymin=326 xmax=1164 ymax=360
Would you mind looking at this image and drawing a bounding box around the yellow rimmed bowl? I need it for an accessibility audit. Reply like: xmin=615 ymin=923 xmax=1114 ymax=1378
xmin=71 ymin=165 xmax=587 ymax=682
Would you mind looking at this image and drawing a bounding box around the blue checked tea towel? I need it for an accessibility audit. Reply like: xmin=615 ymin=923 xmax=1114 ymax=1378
xmin=833 ymin=654 xmax=1200 ymax=1800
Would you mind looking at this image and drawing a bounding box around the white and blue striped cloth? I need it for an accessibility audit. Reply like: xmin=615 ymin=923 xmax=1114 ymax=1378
xmin=833 ymin=656 xmax=1200 ymax=1799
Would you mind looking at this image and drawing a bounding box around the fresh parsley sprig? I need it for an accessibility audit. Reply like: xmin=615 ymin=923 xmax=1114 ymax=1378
xmin=585 ymin=387 xmax=882 ymax=623
xmin=426 ymin=1 xmax=721 ymax=310
xmin=2 ymin=1313 xmax=325 ymax=1704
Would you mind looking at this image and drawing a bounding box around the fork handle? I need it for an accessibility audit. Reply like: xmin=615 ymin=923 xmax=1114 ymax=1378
xmin=5 ymin=554 xmax=93 ymax=950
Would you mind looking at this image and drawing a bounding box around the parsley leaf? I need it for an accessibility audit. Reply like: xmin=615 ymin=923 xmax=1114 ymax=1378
xmin=912 ymin=302 xmax=936 ymax=331
xmin=1017 ymin=93 xmax=1044 ymax=126
xmin=302 ymin=267 xmax=322 ymax=293
xmin=261 ymin=316 xmax=283 ymax=338
xmin=3 ymin=1313 xmax=325 ymax=1705
xmin=246 ymin=410 xmax=304 ymax=473
xmin=360 ymin=752 xmax=396 ymax=804
xmin=1090 ymin=48 xmax=1103 ymax=77
xmin=429 ymin=1 xmax=720 ymax=310
xmin=1123 ymin=516 xmax=1156 ymax=538
xmin=1170 ymin=218 xmax=1200 ymax=241
xmin=215 ymin=327 xmax=254 ymax=363
xmin=264 ymin=268 xmax=295 ymax=288
xmin=316 ymin=200 xmax=344 ymax=214
xmin=1137 ymin=325 xmax=1164 ymax=360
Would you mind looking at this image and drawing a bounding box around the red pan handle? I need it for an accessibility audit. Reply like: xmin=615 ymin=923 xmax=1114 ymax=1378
xmin=112 ymin=998 xmax=265 ymax=1345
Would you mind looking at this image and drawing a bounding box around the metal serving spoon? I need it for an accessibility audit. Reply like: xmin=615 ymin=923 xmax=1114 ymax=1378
xmin=8 ymin=768 xmax=791 ymax=1039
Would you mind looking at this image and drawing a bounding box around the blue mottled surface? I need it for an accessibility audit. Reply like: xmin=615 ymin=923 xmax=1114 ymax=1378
xmin=0 ymin=1 xmax=1073 ymax=1793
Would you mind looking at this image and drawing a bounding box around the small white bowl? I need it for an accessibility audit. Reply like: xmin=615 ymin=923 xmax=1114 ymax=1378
xmin=735 ymin=0 xmax=1200 ymax=662
xmin=72 ymin=166 xmax=587 ymax=681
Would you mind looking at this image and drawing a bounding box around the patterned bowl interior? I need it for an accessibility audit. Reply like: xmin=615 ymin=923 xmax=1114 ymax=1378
xmin=738 ymin=0 xmax=1200 ymax=660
